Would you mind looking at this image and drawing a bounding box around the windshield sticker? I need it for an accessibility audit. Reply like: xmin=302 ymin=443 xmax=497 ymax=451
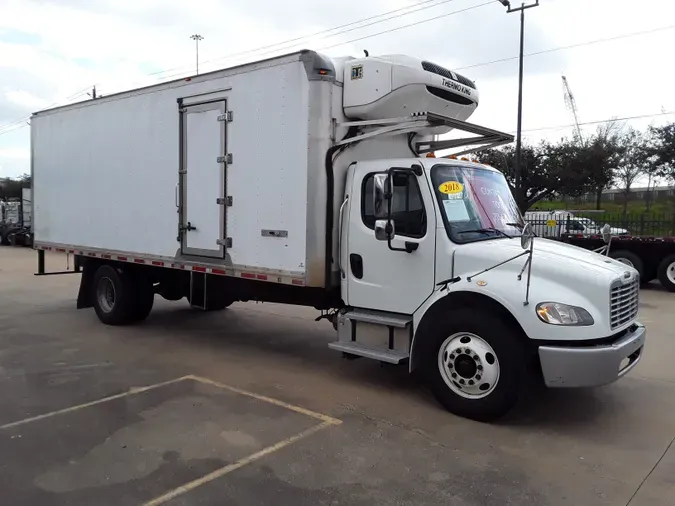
xmin=439 ymin=181 xmax=464 ymax=195
xmin=443 ymin=199 xmax=470 ymax=222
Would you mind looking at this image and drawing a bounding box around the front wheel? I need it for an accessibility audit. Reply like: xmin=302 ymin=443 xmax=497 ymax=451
xmin=424 ymin=311 xmax=526 ymax=422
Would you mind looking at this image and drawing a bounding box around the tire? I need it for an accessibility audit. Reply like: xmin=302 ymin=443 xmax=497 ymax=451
xmin=423 ymin=310 xmax=526 ymax=422
xmin=92 ymin=264 xmax=137 ymax=325
xmin=130 ymin=277 xmax=155 ymax=322
xmin=609 ymin=250 xmax=644 ymax=279
xmin=657 ymin=254 xmax=675 ymax=292
xmin=642 ymin=265 xmax=657 ymax=284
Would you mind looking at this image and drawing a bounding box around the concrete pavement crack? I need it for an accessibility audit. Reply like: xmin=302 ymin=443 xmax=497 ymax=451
xmin=625 ymin=435 xmax=675 ymax=506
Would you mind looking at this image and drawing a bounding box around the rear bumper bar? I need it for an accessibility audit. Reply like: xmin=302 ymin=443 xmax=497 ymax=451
xmin=538 ymin=323 xmax=646 ymax=388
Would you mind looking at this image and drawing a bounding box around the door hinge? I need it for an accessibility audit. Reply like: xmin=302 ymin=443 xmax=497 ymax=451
xmin=217 ymin=237 xmax=232 ymax=248
xmin=217 ymin=111 xmax=233 ymax=122
xmin=216 ymin=196 xmax=233 ymax=206
xmin=216 ymin=154 xmax=233 ymax=164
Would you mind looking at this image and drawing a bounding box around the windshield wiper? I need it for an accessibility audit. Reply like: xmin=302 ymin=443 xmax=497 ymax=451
xmin=505 ymin=222 xmax=524 ymax=230
xmin=458 ymin=228 xmax=511 ymax=238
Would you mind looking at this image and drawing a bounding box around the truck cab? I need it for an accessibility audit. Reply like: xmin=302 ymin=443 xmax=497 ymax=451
xmin=334 ymin=156 xmax=645 ymax=421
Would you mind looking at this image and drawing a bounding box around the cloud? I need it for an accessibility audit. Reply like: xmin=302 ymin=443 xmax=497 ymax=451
xmin=1 ymin=0 xmax=674 ymax=178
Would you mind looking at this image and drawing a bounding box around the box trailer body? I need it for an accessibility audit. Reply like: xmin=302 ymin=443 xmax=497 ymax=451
xmin=32 ymin=50 xmax=646 ymax=422
xmin=33 ymin=52 xmax=336 ymax=287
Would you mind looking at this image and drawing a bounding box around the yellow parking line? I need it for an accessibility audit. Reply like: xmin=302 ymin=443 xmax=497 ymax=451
xmin=141 ymin=420 xmax=336 ymax=506
xmin=0 ymin=376 xmax=193 ymax=431
xmin=186 ymin=374 xmax=342 ymax=425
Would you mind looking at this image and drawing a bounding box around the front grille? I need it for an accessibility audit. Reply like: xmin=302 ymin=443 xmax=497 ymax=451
xmin=421 ymin=61 xmax=476 ymax=90
xmin=610 ymin=278 xmax=639 ymax=329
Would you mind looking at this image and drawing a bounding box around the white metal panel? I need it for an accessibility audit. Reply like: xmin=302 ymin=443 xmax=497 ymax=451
xmin=32 ymin=54 xmax=316 ymax=277
xmin=344 ymin=159 xmax=437 ymax=314
xmin=225 ymin=62 xmax=310 ymax=273
xmin=184 ymin=104 xmax=224 ymax=256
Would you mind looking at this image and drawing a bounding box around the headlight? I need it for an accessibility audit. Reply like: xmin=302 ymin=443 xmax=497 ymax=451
xmin=536 ymin=302 xmax=594 ymax=326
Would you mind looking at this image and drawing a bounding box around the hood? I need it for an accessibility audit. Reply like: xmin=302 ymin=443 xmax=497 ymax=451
xmin=453 ymin=237 xmax=634 ymax=283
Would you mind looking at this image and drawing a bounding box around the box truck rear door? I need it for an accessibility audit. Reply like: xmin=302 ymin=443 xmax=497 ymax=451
xmin=179 ymin=100 xmax=228 ymax=258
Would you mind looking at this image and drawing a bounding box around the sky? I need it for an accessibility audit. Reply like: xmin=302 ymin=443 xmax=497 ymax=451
xmin=0 ymin=0 xmax=674 ymax=178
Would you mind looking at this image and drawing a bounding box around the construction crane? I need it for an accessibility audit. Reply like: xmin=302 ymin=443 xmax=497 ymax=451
xmin=561 ymin=75 xmax=582 ymax=142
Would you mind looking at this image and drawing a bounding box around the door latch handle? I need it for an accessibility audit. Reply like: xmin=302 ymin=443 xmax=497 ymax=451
xmin=181 ymin=222 xmax=197 ymax=232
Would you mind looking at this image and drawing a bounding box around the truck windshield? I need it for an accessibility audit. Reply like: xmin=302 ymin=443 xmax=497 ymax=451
xmin=431 ymin=164 xmax=524 ymax=243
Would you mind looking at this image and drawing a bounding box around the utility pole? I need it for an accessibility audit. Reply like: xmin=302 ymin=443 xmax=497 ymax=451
xmin=190 ymin=34 xmax=204 ymax=75
xmin=498 ymin=0 xmax=539 ymax=210
xmin=87 ymin=85 xmax=97 ymax=99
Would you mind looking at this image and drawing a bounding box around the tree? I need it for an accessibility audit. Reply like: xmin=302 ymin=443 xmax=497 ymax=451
xmin=477 ymin=140 xmax=588 ymax=212
xmin=0 ymin=174 xmax=31 ymax=200
xmin=583 ymin=122 xmax=624 ymax=210
xmin=614 ymin=129 xmax=650 ymax=215
xmin=650 ymin=123 xmax=675 ymax=181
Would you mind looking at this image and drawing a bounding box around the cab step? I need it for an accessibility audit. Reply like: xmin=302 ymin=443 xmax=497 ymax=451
xmin=328 ymin=341 xmax=409 ymax=364
xmin=329 ymin=308 xmax=413 ymax=364
xmin=346 ymin=308 xmax=411 ymax=328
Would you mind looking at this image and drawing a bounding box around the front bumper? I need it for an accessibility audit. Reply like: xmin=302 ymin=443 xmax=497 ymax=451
xmin=538 ymin=323 xmax=646 ymax=388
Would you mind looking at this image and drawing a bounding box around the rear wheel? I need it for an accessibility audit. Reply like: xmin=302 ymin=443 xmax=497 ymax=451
xmin=657 ymin=254 xmax=675 ymax=292
xmin=423 ymin=310 xmax=526 ymax=422
xmin=92 ymin=265 xmax=136 ymax=325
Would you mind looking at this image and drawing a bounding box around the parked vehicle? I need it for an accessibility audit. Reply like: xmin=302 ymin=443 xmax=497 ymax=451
xmin=525 ymin=211 xmax=628 ymax=238
xmin=562 ymin=233 xmax=675 ymax=291
xmin=31 ymin=50 xmax=645 ymax=421
xmin=0 ymin=189 xmax=33 ymax=246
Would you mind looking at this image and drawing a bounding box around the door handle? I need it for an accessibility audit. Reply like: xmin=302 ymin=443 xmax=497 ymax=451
xmin=175 ymin=183 xmax=179 ymax=208
xmin=181 ymin=222 xmax=197 ymax=232
xmin=350 ymin=254 xmax=363 ymax=279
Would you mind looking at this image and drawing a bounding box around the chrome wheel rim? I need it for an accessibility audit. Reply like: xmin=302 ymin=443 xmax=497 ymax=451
xmin=438 ymin=332 xmax=500 ymax=399
xmin=667 ymin=262 xmax=675 ymax=285
xmin=96 ymin=277 xmax=116 ymax=313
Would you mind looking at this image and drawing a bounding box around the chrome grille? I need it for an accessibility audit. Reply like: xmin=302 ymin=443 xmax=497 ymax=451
xmin=610 ymin=278 xmax=639 ymax=329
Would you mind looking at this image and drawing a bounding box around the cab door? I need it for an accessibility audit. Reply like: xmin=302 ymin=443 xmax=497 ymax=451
xmin=342 ymin=161 xmax=436 ymax=315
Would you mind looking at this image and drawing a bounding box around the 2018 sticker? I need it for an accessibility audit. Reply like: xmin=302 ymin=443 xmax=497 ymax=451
xmin=439 ymin=181 xmax=464 ymax=195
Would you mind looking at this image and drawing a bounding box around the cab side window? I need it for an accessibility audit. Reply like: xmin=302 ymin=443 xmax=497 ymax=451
xmin=362 ymin=173 xmax=427 ymax=238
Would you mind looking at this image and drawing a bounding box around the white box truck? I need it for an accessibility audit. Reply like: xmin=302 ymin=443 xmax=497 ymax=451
xmin=31 ymin=50 xmax=645 ymax=421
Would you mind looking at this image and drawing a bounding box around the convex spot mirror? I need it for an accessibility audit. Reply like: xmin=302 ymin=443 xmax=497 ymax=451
xmin=521 ymin=222 xmax=534 ymax=250
xmin=601 ymin=223 xmax=612 ymax=244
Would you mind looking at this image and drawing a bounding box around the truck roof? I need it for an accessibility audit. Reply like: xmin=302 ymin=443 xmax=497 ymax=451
xmin=32 ymin=49 xmax=334 ymax=118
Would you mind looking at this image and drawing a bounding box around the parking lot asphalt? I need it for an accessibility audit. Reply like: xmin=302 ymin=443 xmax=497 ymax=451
xmin=1 ymin=247 xmax=674 ymax=505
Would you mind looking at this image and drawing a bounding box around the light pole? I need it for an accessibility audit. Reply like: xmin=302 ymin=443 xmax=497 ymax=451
xmin=499 ymin=0 xmax=539 ymax=210
xmin=190 ymin=34 xmax=204 ymax=75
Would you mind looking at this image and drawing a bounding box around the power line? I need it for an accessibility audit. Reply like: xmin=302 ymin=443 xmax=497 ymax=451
xmin=3 ymin=12 xmax=675 ymax=136
xmin=154 ymin=0 xmax=493 ymax=82
xmin=0 ymin=86 xmax=93 ymax=135
xmin=151 ymin=0 xmax=463 ymax=78
xmin=319 ymin=1 xmax=493 ymax=52
xmin=455 ymin=23 xmax=675 ymax=71
xmin=521 ymin=111 xmax=675 ymax=134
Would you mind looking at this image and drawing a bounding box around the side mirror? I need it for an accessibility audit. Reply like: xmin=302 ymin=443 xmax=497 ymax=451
xmin=375 ymin=219 xmax=395 ymax=241
xmin=373 ymin=173 xmax=390 ymax=219
xmin=601 ymin=223 xmax=612 ymax=244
